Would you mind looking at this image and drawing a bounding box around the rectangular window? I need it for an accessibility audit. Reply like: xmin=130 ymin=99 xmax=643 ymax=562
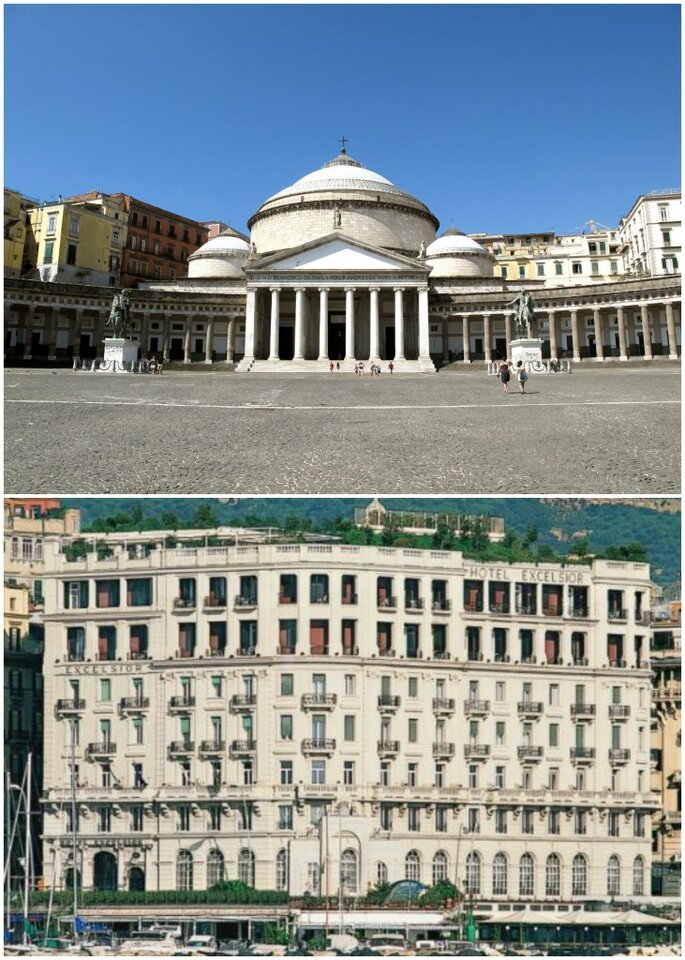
xmin=572 ymin=262 xmax=582 ymax=274
xmin=69 ymin=217 xmax=80 ymax=237
xmin=278 ymin=805 xmax=293 ymax=830
xmin=343 ymin=760 xmax=355 ymax=785
xmin=467 ymin=808 xmax=480 ymax=833
xmin=311 ymin=759 xmax=326 ymax=785
xmin=548 ymin=809 xmax=560 ymax=835
xmin=67 ymin=243 xmax=77 ymax=265
xmin=344 ymin=715 xmax=356 ymax=741
xmin=280 ymin=760 xmax=293 ymax=785
xmin=407 ymin=806 xmax=421 ymax=832
xmin=344 ymin=674 xmax=355 ymax=696
xmin=536 ymin=263 xmax=544 ymax=277
xmin=549 ymin=723 xmax=559 ymax=747
xmin=495 ymin=681 xmax=505 ymax=702
xmin=407 ymin=762 xmax=418 ymax=787
xmin=555 ymin=262 xmax=563 ymax=275
xmin=280 ymin=673 xmax=294 ymax=696
xmin=408 ymin=677 xmax=418 ymax=698
xmin=99 ymin=678 xmax=111 ymax=701
xmin=280 ymin=715 xmax=293 ymax=740
xmin=495 ymin=721 xmax=505 ymax=745
xmin=408 ymin=718 xmax=418 ymax=743
xmin=131 ymin=805 xmax=143 ymax=832
xmin=435 ymin=805 xmax=448 ymax=832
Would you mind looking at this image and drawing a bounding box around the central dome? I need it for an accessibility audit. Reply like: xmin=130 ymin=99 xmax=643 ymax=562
xmin=265 ymin=150 xmax=415 ymax=203
xmin=248 ymin=149 xmax=439 ymax=257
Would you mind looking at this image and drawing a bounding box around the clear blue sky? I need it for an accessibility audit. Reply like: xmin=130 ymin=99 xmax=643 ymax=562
xmin=5 ymin=4 xmax=681 ymax=235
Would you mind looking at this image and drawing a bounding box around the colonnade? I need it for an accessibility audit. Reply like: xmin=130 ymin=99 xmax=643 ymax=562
xmin=244 ymin=284 xmax=431 ymax=363
xmin=436 ymin=300 xmax=681 ymax=363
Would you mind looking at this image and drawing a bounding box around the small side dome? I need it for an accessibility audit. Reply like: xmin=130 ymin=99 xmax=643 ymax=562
xmin=426 ymin=227 xmax=494 ymax=278
xmin=188 ymin=229 xmax=250 ymax=279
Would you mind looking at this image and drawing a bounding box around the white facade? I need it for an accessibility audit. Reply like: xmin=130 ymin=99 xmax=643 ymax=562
xmin=618 ymin=191 xmax=681 ymax=278
xmin=40 ymin=535 xmax=656 ymax=904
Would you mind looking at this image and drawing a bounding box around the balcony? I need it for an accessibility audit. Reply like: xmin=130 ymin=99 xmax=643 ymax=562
xmin=489 ymin=602 xmax=510 ymax=615
xmin=517 ymin=746 xmax=544 ymax=761
xmin=463 ymin=699 xmax=490 ymax=716
xmin=517 ymin=701 xmax=544 ymax=717
xmin=635 ymin=611 xmax=652 ymax=625
xmin=573 ymin=657 xmax=589 ymax=666
xmin=55 ymin=698 xmax=85 ymax=715
xmin=230 ymin=695 xmax=256 ymax=711
xmin=206 ymin=645 xmax=227 ymax=658
xmin=310 ymin=595 xmax=329 ymax=605
xmin=237 ymin=646 xmax=258 ymax=658
xmin=234 ymin=594 xmax=257 ymax=610
xmin=464 ymin=600 xmax=484 ymax=614
xmin=168 ymin=740 xmax=195 ymax=757
xmin=230 ymin=739 xmax=256 ymax=755
xmin=571 ymin=747 xmax=596 ymax=762
xmin=119 ymin=696 xmax=149 ymax=712
xmin=377 ymin=596 xmax=397 ymax=610
xmin=169 ymin=695 xmax=195 ymax=711
xmin=569 ymin=606 xmax=589 ymax=619
xmin=404 ymin=598 xmax=424 ymax=611
xmin=432 ymin=742 xmax=455 ymax=758
xmin=517 ymin=604 xmax=537 ymax=616
xmin=203 ymin=594 xmax=227 ymax=610
xmin=87 ymin=741 xmax=116 ymax=758
xmin=342 ymin=645 xmax=359 ymax=657
xmin=432 ymin=698 xmax=455 ymax=714
xmin=378 ymin=695 xmax=401 ymax=712
xmin=278 ymin=593 xmax=297 ymax=605
xmin=609 ymin=748 xmax=631 ymax=764
xmin=608 ymin=608 xmax=628 ymax=621
xmin=301 ymin=693 xmax=337 ymax=709
xmin=464 ymin=744 xmax=490 ymax=759
xmin=432 ymin=599 xmax=451 ymax=613
xmin=199 ymin=740 xmax=226 ymax=755
xmin=377 ymin=740 xmax=400 ymax=756
xmin=609 ymin=704 xmax=631 ymax=719
xmin=302 ymin=738 xmax=336 ymax=754
xmin=609 ymin=659 xmax=628 ymax=668
xmin=172 ymin=597 xmax=196 ymax=612
xmin=570 ymin=704 xmax=596 ymax=717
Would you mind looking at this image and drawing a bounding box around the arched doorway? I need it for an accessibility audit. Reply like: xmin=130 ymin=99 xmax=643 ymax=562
xmin=93 ymin=851 xmax=118 ymax=891
xmin=128 ymin=866 xmax=145 ymax=892
xmin=64 ymin=867 xmax=81 ymax=892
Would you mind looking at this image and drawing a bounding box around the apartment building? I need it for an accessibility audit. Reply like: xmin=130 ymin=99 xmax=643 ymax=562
xmin=39 ymin=532 xmax=656 ymax=906
xmin=650 ymin=595 xmax=681 ymax=895
xmin=4 ymin=188 xmax=37 ymax=278
xmin=618 ymin=191 xmax=681 ymax=278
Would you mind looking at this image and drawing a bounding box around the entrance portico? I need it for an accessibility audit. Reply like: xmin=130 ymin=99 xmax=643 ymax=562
xmin=237 ymin=233 xmax=435 ymax=371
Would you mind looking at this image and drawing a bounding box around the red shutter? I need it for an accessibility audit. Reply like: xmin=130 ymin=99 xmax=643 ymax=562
xmin=608 ymin=637 xmax=619 ymax=662
xmin=343 ymin=622 xmax=354 ymax=654
xmin=310 ymin=623 xmax=326 ymax=655
xmin=378 ymin=625 xmax=390 ymax=653
xmin=130 ymin=633 xmax=141 ymax=655
xmin=179 ymin=628 xmax=188 ymax=657
xmin=279 ymin=624 xmax=289 ymax=654
xmin=378 ymin=584 xmax=387 ymax=604
xmin=209 ymin=630 xmax=220 ymax=652
xmin=98 ymin=583 xmax=111 ymax=608
xmin=98 ymin=634 xmax=108 ymax=659
xmin=546 ymin=589 xmax=560 ymax=614
xmin=343 ymin=578 xmax=353 ymax=602
xmin=494 ymin=586 xmax=505 ymax=604
xmin=545 ymin=633 xmax=557 ymax=662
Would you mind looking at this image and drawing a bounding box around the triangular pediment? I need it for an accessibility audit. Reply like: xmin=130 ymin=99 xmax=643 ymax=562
xmin=247 ymin=233 xmax=429 ymax=273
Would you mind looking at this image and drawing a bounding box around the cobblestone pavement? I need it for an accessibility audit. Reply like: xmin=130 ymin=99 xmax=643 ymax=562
xmin=4 ymin=367 xmax=680 ymax=494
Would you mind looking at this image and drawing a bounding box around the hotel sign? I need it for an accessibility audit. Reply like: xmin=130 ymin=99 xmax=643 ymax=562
xmin=465 ymin=564 xmax=587 ymax=585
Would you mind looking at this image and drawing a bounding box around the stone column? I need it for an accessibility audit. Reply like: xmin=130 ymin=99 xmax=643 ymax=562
xmin=68 ymin=309 xmax=80 ymax=356
xmin=593 ymin=307 xmax=604 ymax=361
xmin=24 ymin=308 xmax=35 ymax=360
xmin=269 ymin=288 xmax=280 ymax=360
xmin=183 ymin=317 xmax=192 ymax=364
xmin=294 ymin=287 xmax=306 ymax=360
xmin=244 ymin=290 xmax=257 ymax=361
xmin=570 ymin=309 xmax=581 ymax=362
xmin=47 ymin=308 xmax=58 ymax=361
xmin=226 ymin=317 xmax=235 ymax=363
xmin=162 ymin=318 xmax=170 ymax=362
xmin=418 ymin=287 xmax=430 ymax=359
xmin=617 ymin=306 xmax=628 ymax=361
xmin=393 ymin=287 xmax=405 ymax=360
xmin=369 ymin=287 xmax=380 ymax=361
xmin=345 ymin=287 xmax=356 ymax=360
xmin=504 ymin=312 xmax=514 ymax=359
xmin=548 ymin=310 xmax=558 ymax=361
xmin=665 ymin=300 xmax=679 ymax=359
xmin=462 ymin=314 xmax=471 ymax=364
xmin=317 ymin=288 xmax=329 ymax=361
xmin=640 ymin=303 xmax=653 ymax=360
xmin=205 ymin=316 xmax=214 ymax=365
xmin=483 ymin=314 xmax=492 ymax=364
xmin=140 ymin=311 xmax=150 ymax=359
xmin=442 ymin=319 xmax=449 ymax=364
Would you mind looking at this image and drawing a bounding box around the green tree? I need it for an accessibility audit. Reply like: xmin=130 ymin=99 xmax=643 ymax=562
xmin=471 ymin=518 xmax=488 ymax=556
xmin=525 ymin=525 xmax=539 ymax=546
xmin=433 ymin=519 xmax=455 ymax=551
xmin=161 ymin=511 xmax=180 ymax=530
xmin=192 ymin=503 xmax=219 ymax=528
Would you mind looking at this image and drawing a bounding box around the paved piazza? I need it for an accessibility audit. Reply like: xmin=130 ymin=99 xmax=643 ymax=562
xmin=4 ymin=367 xmax=680 ymax=494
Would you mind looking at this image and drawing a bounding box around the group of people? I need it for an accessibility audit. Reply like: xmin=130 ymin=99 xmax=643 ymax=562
xmin=143 ymin=354 xmax=164 ymax=375
xmin=328 ymin=360 xmax=394 ymax=375
xmin=498 ymin=358 xmax=527 ymax=395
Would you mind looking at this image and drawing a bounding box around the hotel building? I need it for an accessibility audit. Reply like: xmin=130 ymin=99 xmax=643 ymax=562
xmin=40 ymin=532 xmax=656 ymax=906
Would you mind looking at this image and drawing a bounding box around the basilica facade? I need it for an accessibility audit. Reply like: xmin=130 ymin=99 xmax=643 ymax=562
xmin=4 ymin=149 xmax=681 ymax=370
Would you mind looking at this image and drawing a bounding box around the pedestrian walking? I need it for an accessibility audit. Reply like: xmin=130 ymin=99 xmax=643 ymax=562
xmin=388 ymin=361 xmax=394 ymax=374
xmin=157 ymin=355 xmax=164 ymax=375
xmin=329 ymin=360 xmax=334 ymax=372
xmin=498 ymin=359 xmax=511 ymax=395
xmin=336 ymin=360 xmax=340 ymax=371
xmin=515 ymin=360 xmax=527 ymax=394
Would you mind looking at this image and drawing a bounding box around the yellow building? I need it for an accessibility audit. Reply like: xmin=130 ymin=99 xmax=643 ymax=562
xmin=4 ymin=188 xmax=36 ymax=278
xmin=24 ymin=193 xmax=126 ymax=286
xmin=650 ymin=596 xmax=681 ymax=896
xmin=4 ymin=498 xmax=81 ymax=608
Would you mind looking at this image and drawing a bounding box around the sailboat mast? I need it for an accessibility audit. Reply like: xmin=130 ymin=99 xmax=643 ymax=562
xmin=70 ymin=719 xmax=79 ymax=940
xmin=5 ymin=770 xmax=11 ymax=936
xmin=22 ymin=753 xmax=32 ymax=945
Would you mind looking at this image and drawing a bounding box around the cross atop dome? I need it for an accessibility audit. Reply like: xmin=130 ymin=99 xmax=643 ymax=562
xmin=322 ymin=141 xmax=363 ymax=169
xmin=339 ymin=135 xmax=349 ymax=154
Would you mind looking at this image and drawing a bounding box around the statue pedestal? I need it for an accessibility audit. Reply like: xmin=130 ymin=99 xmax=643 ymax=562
xmin=510 ymin=338 xmax=543 ymax=365
xmin=102 ymin=338 xmax=139 ymax=369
